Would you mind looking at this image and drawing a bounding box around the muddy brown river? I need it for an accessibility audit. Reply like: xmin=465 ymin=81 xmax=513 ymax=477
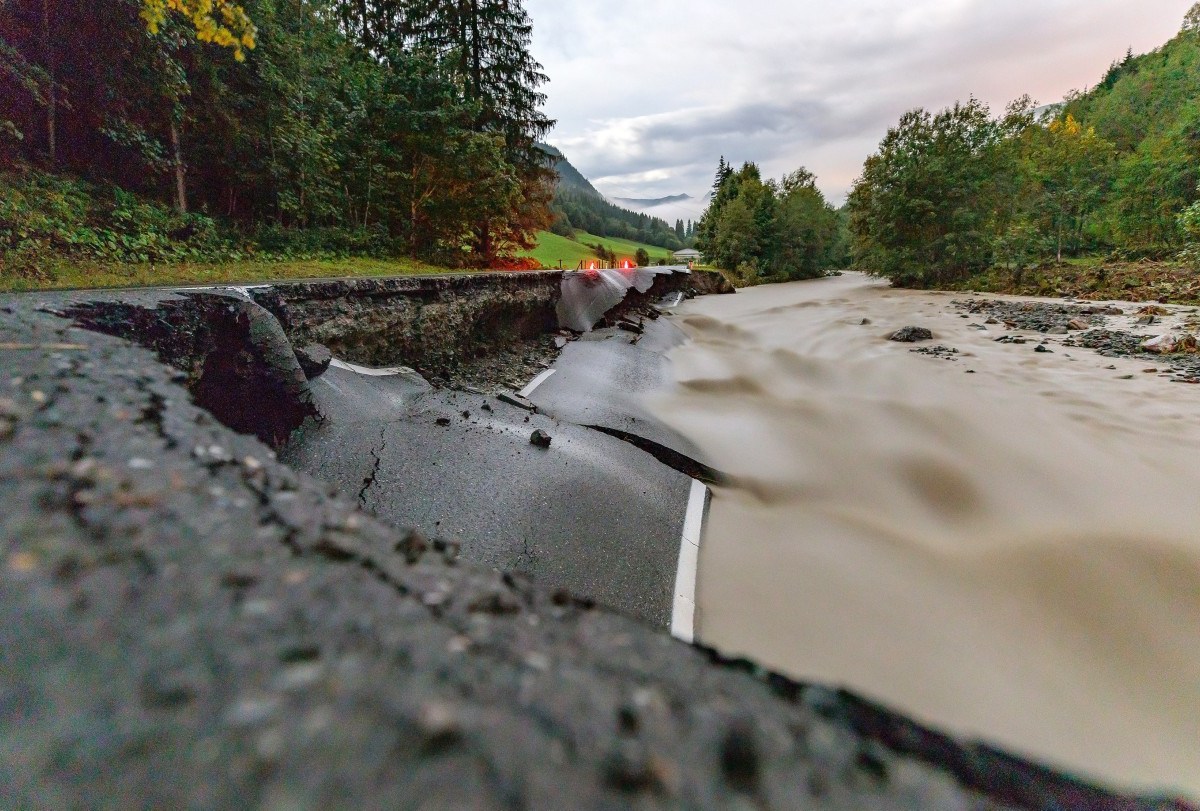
xmin=649 ymin=272 xmax=1200 ymax=797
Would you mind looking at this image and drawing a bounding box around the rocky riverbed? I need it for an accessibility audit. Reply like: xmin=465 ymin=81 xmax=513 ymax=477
xmin=949 ymin=297 xmax=1200 ymax=383
xmin=1067 ymin=330 xmax=1200 ymax=384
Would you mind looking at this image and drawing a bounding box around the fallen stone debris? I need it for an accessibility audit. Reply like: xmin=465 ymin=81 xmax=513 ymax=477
xmin=955 ymin=299 xmax=1106 ymax=333
xmin=909 ymin=344 xmax=960 ymax=360
xmin=953 ymin=297 xmax=1200 ymax=383
xmin=294 ymin=343 xmax=333 ymax=379
xmin=1068 ymin=329 xmax=1200 ymax=383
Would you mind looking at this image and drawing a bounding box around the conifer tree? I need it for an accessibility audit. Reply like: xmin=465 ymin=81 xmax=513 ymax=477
xmin=400 ymin=0 xmax=553 ymax=262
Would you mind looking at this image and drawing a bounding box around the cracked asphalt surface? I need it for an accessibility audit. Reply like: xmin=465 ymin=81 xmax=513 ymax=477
xmin=1 ymin=284 xmax=1190 ymax=810
xmin=282 ymin=319 xmax=700 ymax=628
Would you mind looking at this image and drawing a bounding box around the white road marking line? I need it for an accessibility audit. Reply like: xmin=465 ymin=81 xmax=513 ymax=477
xmin=671 ymin=479 xmax=709 ymax=644
xmin=329 ymin=358 xmax=419 ymax=377
xmin=518 ymin=368 xmax=557 ymax=399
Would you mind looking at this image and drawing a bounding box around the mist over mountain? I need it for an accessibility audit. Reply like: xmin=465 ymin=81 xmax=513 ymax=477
xmin=612 ymin=194 xmax=694 ymax=207
xmin=538 ymin=144 xmax=698 ymax=251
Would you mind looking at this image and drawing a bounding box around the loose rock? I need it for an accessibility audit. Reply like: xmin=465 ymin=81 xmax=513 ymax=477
xmin=530 ymin=429 xmax=552 ymax=449
xmin=889 ymin=326 xmax=933 ymax=343
xmin=293 ymin=344 xmax=332 ymax=380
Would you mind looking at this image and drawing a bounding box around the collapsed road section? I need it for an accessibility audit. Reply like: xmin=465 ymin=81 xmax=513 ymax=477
xmin=0 ymin=270 xmax=1188 ymax=809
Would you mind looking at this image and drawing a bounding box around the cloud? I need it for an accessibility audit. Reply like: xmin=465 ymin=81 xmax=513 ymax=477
xmin=525 ymin=0 xmax=1193 ymax=204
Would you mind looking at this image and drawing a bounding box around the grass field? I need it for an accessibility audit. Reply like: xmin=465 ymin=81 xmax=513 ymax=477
xmin=2 ymin=231 xmax=682 ymax=292
xmin=522 ymin=230 xmax=676 ymax=269
xmin=0 ymin=256 xmax=459 ymax=293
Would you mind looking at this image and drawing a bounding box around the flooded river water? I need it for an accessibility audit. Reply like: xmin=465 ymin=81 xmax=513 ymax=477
xmin=648 ymin=272 xmax=1200 ymax=797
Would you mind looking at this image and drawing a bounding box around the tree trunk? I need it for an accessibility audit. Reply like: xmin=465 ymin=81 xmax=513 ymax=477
xmin=42 ymin=0 xmax=56 ymax=162
xmin=364 ymin=157 xmax=372 ymax=229
xmin=169 ymin=119 xmax=188 ymax=214
xmin=468 ymin=0 xmax=482 ymax=105
xmin=478 ymin=218 xmax=492 ymax=266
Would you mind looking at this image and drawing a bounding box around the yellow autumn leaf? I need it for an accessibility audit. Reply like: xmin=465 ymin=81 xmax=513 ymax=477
xmin=140 ymin=0 xmax=256 ymax=61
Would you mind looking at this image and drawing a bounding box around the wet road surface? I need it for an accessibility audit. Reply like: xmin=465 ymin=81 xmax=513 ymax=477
xmin=282 ymin=318 xmax=706 ymax=627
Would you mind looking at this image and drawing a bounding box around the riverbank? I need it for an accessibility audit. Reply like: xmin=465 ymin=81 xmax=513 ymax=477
xmin=933 ymin=258 xmax=1200 ymax=306
xmin=650 ymin=272 xmax=1200 ymax=799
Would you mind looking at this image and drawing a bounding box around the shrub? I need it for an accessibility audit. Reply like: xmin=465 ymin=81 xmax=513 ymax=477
xmin=0 ymin=167 xmax=240 ymax=268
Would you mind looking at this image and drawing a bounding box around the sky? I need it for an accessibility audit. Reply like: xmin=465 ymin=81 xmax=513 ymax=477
xmin=523 ymin=0 xmax=1193 ymax=211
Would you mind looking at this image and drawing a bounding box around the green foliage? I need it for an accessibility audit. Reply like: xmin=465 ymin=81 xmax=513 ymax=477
xmin=849 ymin=99 xmax=1017 ymax=286
xmin=1059 ymin=10 xmax=1200 ymax=252
xmin=1179 ymin=186 xmax=1200 ymax=263
xmin=0 ymin=166 xmax=418 ymax=282
xmin=696 ymin=161 xmax=838 ymax=285
xmin=1025 ymin=115 xmax=1117 ymax=261
xmin=0 ymin=0 xmax=555 ymax=274
xmin=850 ymin=7 xmax=1200 ymax=286
xmin=0 ymin=169 xmax=237 ymax=273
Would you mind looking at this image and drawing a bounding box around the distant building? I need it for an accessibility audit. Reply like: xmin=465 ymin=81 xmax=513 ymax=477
xmin=672 ymin=248 xmax=703 ymax=263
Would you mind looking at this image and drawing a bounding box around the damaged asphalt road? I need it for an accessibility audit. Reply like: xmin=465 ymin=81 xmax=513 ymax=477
xmin=0 ymin=280 xmax=1190 ymax=810
xmin=283 ymin=318 xmax=707 ymax=628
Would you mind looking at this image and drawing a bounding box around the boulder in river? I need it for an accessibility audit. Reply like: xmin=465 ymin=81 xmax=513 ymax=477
xmin=889 ymin=326 xmax=933 ymax=343
xmin=1067 ymin=318 xmax=1089 ymax=331
xmin=1142 ymin=334 xmax=1199 ymax=354
xmin=1141 ymin=335 xmax=1179 ymax=354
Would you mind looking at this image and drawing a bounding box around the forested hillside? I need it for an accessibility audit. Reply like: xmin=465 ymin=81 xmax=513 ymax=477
xmin=539 ymin=145 xmax=689 ymax=252
xmin=1 ymin=0 xmax=554 ymax=276
xmin=848 ymin=4 xmax=1200 ymax=288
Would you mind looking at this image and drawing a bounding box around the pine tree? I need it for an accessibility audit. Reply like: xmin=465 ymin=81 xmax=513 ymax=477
xmin=400 ymin=0 xmax=554 ymax=263
xmin=712 ymin=156 xmax=730 ymax=195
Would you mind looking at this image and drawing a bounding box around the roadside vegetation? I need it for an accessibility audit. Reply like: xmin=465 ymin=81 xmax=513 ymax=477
xmin=695 ymin=159 xmax=848 ymax=286
xmin=522 ymin=230 xmax=674 ymax=270
xmin=2 ymin=255 xmax=450 ymax=294
xmin=845 ymin=5 xmax=1200 ymax=294
xmin=1 ymin=0 xmax=555 ymax=289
